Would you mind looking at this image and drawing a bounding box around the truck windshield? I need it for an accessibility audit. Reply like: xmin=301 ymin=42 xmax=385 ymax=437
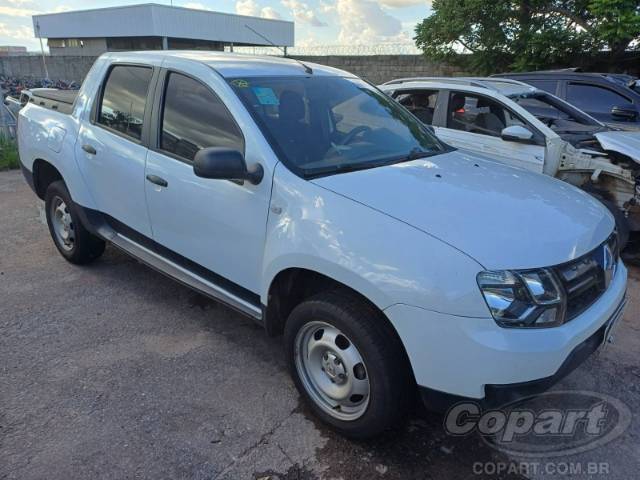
xmin=228 ymin=76 xmax=448 ymax=178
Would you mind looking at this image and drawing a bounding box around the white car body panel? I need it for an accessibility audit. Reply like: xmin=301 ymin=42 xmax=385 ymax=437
xmin=312 ymin=150 xmax=613 ymax=270
xmin=16 ymin=51 xmax=627 ymax=402
xmin=595 ymin=130 xmax=640 ymax=163
xmin=434 ymin=126 xmax=546 ymax=173
xmin=262 ymin=163 xmax=488 ymax=317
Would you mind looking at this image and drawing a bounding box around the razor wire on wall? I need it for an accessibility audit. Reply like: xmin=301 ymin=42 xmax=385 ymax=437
xmin=225 ymin=43 xmax=422 ymax=56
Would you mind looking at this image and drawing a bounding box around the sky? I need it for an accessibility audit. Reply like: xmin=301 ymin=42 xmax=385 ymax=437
xmin=0 ymin=0 xmax=433 ymax=51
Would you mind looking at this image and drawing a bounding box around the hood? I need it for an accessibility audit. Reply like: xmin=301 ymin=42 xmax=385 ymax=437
xmin=595 ymin=131 xmax=640 ymax=163
xmin=312 ymin=151 xmax=614 ymax=270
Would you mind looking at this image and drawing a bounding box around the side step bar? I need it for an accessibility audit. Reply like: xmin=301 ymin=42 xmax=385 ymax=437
xmin=109 ymin=232 xmax=263 ymax=321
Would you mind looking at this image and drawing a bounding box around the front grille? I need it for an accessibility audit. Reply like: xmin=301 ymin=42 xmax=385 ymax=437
xmin=553 ymin=233 xmax=618 ymax=321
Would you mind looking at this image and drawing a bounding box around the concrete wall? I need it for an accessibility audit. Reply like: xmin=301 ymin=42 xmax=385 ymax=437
xmin=0 ymin=55 xmax=97 ymax=82
xmin=0 ymin=54 xmax=466 ymax=84
xmin=293 ymin=55 xmax=469 ymax=84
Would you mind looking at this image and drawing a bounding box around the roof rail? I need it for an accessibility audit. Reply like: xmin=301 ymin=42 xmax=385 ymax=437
xmin=382 ymin=76 xmax=535 ymax=91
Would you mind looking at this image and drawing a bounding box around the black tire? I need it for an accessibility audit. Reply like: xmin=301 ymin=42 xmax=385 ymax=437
xmin=44 ymin=180 xmax=105 ymax=264
xmin=284 ymin=290 xmax=414 ymax=439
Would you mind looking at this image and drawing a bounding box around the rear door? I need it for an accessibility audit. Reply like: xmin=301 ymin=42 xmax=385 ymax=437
xmin=434 ymin=90 xmax=547 ymax=173
xmin=75 ymin=64 xmax=156 ymax=237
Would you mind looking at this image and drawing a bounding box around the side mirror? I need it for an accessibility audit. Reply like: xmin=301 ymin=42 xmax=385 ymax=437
xmin=193 ymin=147 xmax=263 ymax=185
xmin=611 ymin=104 xmax=638 ymax=121
xmin=501 ymin=125 xmax=534 ymax=143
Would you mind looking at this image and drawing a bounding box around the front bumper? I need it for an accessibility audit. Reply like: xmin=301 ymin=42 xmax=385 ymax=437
xmin=385 ymin=261 xmax=628 ymax=402
xmin=419 ymin=295 xmax=626 ymax=411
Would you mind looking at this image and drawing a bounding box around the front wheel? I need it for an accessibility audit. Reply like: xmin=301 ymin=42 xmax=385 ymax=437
xmin=284 ymin=290 xmax=413 ymax=439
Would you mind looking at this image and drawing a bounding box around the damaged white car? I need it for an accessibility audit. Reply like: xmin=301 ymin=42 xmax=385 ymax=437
xmin=380 ymin=78 xmax=640 ymax=247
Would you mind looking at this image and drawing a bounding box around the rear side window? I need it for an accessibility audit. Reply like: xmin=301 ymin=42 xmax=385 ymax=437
xmin=566 ymin=83 xmax=631 ymax=114
xmin=98 ymin=65 xmax=152 ymax=140
xmin=393 ymin=89 xmax=439 ymax=125
xmin=160 ymin=72 xmax=243 ymax=162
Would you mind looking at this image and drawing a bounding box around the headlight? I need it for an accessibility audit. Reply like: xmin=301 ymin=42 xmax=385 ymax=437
xmin=477 ymin=268 xmax=566 ymax=328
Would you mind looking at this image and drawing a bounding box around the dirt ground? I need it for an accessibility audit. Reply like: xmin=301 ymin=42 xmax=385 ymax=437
xmin=1 ymin=169 xmax=638 ymax=479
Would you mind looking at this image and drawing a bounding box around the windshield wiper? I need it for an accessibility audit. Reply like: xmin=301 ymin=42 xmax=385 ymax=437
xmin=306 ymin=159 xmax=395 ymax=179
xmin=306 ymin=148 xmax=440 ymax=179
xmin=405 ymin=147 xmax=437 ymax=161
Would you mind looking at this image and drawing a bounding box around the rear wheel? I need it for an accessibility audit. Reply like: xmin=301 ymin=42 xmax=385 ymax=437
xmin=284 ymin=290 xmax=413 ymax=439
xmin=45 ymin=181 xmax=105 ymax=264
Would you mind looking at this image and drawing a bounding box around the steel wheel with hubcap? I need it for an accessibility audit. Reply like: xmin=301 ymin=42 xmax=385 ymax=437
xmin=285 ymin=290 xmax=413 ymax=438
xmin=294 ymin=321 xmax=370 ymax=421
xmin=44 ymin=180 xmax=105 ymax=264
xmin=50 ymin=196 xmax=75 ymax=252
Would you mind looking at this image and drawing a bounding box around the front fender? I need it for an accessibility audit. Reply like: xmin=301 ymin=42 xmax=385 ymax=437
xmin=261 ymin=164 xmax=489 ymax=318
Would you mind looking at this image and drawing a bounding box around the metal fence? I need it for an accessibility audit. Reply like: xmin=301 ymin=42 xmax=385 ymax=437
xmin=226 ymin=43 xmax=422 ymax=56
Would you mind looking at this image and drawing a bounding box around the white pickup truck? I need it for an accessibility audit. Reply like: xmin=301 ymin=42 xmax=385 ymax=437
xmin=18 ymin=52 xmax=627 ymax=438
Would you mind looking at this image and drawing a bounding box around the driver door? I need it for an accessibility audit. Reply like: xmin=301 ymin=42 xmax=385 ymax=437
xmin=434 ymin=91 xmax=546 ymax=173
xmin=143 ymin=63 xmax=272 ymax=294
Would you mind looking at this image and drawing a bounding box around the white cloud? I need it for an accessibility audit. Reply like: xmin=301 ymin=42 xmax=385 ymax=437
xmin=296 ymin=34 xmax=317 ymax=47
xmin=260 ymin=6 xmax=282 ymax=19
xmin=0 ymin=23 xmax=33 ymax=40
xmin=0 ymin=5 xmax=38 ymax=16
xmin=325 ymin=0 xmax=403 ymax=44
xmin=281 ymin=0 xmax=326 ymax=27
xmin=54 ymin=5 xmax=73 ymax=13
xmin=182 ymin=2 xmax=210 ymax=9
xmin=379 ymin=0 xmax=425 ymax=6
xmin=236 ymin=0 xmax=259 ymax=16
xmin=236 ymin=0 xmax=284 ymax=20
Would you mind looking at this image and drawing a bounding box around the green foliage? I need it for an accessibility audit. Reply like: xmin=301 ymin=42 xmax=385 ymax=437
xmin=415 ymin=0 xmax=640 ymax=74
xmin=0 ymin=136 xmax=19 ymax=170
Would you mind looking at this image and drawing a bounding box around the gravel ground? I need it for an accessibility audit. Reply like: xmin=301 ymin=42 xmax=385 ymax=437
xmin=1 ymin=169 xmax=638 ymax=479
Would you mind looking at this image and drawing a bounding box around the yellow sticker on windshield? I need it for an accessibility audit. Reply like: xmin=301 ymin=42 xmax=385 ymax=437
xmin=232 ymin=79 xmax=249 ymax=88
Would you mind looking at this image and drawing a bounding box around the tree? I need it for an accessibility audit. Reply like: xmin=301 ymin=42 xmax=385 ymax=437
xmin=414 ymin=0 xmax=640 ymax=74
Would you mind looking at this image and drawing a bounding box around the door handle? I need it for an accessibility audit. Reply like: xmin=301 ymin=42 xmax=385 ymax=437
xmin=146 ymin=174 xmax=168 ymax=188
xmin=82 ymin=144 xmax=97 ymax=155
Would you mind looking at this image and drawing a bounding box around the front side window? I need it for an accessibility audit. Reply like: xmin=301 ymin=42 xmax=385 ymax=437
xmin=447 ymin=92 xmax=525 ymax=137
xmin=160 ymin=73 xmax=244 ymax=161
xmin=228 ymin=76 xmax=447 ymax=178
xmin=566 ymin=83 xmax=631 ymax=114
xmin=98 ymin=65 xmax=152 ymax=140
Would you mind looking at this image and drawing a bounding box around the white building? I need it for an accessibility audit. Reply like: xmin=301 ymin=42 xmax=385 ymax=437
xmin=32 ymin=3 xmax=294 ymax=56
